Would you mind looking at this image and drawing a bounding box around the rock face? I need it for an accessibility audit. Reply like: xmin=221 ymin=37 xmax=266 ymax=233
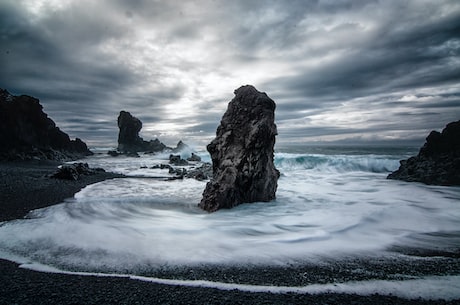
xmin=0 ymin=89 xmax=92 ymax=161
xmin=117 ymin=111 xmax=167 ymax=153
xmin=199 ymin=85 xmax=280 ymax=212
xmin=388 ymin=120 xmax=460 ymax=185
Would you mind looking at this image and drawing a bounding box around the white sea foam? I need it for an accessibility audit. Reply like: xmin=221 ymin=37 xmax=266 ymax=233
xmin=0 ymin=149 xmax=459 ymax=296
xmin=17 ymin=262 xmax=460 ymax=300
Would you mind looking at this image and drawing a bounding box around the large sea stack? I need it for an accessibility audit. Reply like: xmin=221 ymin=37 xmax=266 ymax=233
xmin=0 ymin=89 xmax=92 ymax=161
xmin=117 ymin=111 xmax=167 ymax=153
xmin=387 ymin=120 xmax=460 ymax=185
xmin=199 ymin=85 xmax=280 ymax=212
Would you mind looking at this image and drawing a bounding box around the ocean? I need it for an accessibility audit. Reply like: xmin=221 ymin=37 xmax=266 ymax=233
xmin=1 ymin=145 xmax=460 ymax=300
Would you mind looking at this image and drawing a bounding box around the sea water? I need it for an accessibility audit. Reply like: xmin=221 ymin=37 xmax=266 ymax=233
xmin=1 ymin=146 xmax=459 ymax=299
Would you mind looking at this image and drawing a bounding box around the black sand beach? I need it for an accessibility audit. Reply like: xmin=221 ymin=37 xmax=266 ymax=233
xmin=0 ymin=161 xmax=459 ymax=305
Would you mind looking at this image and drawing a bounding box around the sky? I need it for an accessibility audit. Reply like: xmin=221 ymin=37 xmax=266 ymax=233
xmin=1 ymin=0 xmax=459 ymax=149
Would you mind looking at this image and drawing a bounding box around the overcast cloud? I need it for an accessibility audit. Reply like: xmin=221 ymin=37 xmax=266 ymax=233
xmin=1 ymin=0 xmax=459 ymax=148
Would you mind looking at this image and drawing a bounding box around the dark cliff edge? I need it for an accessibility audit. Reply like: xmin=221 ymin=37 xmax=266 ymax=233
xmin=0 ymin=89 xmax=92 ymax=161
xmin=387 ymin=120 xmax=460 ymax=186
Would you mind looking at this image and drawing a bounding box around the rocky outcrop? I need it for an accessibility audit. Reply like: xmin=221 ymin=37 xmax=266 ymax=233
xmin=185 ymin=163 xmax=212 ymax=180
xmin=51 ymin=163 xmax=105 ymax=180
xmin=0 ymin=89 xmax=92 ymax=161
xmin=152 ymin=162 xmax=212 ymax=181
xmin=116 ymin=112 xmax=195 ymax=155
xmin=388 ymin=120 xmax=460 ymax=185
xmin=117 ymin=111 xmax=168 ymax=153
xmin=187 ymin=153 xmax=201 ymax=162
xmin=169 ymin=154 xmax=189 ymax=166
xmin=199 ymin=85 xmax=280 ymax=212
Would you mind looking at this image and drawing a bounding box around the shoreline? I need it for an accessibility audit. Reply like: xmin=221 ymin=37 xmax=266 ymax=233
xmin=0 ymin=160 xmax=124 ymax=222
xmin=0 ymin=161 xmax=459 ymax=304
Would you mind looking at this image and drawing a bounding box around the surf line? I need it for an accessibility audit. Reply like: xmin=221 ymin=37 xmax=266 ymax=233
xmin=19 ymin=262 xmax=460 ymax=300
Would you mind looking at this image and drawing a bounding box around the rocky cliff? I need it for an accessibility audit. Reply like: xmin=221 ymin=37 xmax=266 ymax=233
xmin=387 ymin=120 xmax=460 ymax=185
xmin=199 ymin=85 xmax=280 ymax=212
xmin=0 ymin=89 xmax=92 ymax=161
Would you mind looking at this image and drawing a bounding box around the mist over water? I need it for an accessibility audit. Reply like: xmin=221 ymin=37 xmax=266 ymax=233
xmin=0 ymin=146 xmax=459 ymax=298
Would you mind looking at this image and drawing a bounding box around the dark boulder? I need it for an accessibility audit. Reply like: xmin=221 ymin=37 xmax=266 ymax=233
xmin=151 ymin=164 xmax=173 ymax=170
xmin=169 ymin=154 xmax=189 ymax=166
xmin=117 ymin=111 xmax=168 ymax=153
xmin=0 ymin=89 xmax=92 ymax=161
xmin=51 ymin=163 xmax=105 ymax=180
xmin=145 ymin=138 xmax=168 ymax=153
xmin=187 ymin=153 xmax=202 ymax=162
xmin=185 ymin=163 xmax=212 ymax=181
xmin=199 ymin=85 xmax=280 ymax=212
xmin=107 ymin=150 xmax=120 ymax=157
xmin=151 ymin=162 xmax=212 ymax=181
xmin=388 ymin=120 xmax=460 ymax=185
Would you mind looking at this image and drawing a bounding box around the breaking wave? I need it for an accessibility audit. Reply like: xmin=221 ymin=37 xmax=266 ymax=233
xmin=275 ymin=153 xmax=400 ymax=173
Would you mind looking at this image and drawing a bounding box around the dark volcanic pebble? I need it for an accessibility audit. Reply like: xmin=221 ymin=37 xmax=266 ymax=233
xmin=1 ymin=259 xmax=456 ymax=305
xmin=0 ymin=160 xmax=123 ymax=221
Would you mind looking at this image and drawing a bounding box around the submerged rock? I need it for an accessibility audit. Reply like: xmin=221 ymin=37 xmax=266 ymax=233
xmin=0 ymin=89 xmax=92 ymax=161
xmin=387 ymin=120 xmax=460 ymax=185
xmin=199 ymin=85 xmax=280 ymax=212
xmin=117 ymin=111 xmax=168 ymax=153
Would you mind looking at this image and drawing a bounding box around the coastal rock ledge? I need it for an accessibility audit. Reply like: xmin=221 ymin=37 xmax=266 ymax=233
xmin=387 ymin=120 xmax=460 ymax=186
xmin=199 ymin=85 xmax=280 ymax=212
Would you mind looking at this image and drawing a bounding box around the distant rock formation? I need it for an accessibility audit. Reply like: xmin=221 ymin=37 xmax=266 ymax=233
xmin=199 ymin=85 xmax=280 ymax=212
xmin=388 ymin=120 xmax=460 ymax=185
xmin=0 ymin=89 xmax=92 ymax=161
xmin=173 ymin=140 xmax=189 ymax=152
xmin=117 ymin=111 xmax=168 ymax=153
xmin=116 ymin=111 xmax=196 ymax=156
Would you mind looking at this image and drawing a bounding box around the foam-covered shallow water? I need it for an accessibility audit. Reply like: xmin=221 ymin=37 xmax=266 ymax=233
xmin=1 ymin=146 xmax=459 ymax=299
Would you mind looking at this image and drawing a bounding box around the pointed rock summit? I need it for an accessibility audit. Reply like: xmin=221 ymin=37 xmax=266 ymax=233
xmin=199 ymin=85 xmax=280 ymax=212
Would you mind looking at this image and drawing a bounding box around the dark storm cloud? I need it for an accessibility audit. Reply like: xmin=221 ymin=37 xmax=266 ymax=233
xmin=0 ymin=1 xmax=139 ymax=104
xmin=266 ymin=10 xmax=460 ymax=100
xmin=1 ymin=0 xmax=459 ymax=147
